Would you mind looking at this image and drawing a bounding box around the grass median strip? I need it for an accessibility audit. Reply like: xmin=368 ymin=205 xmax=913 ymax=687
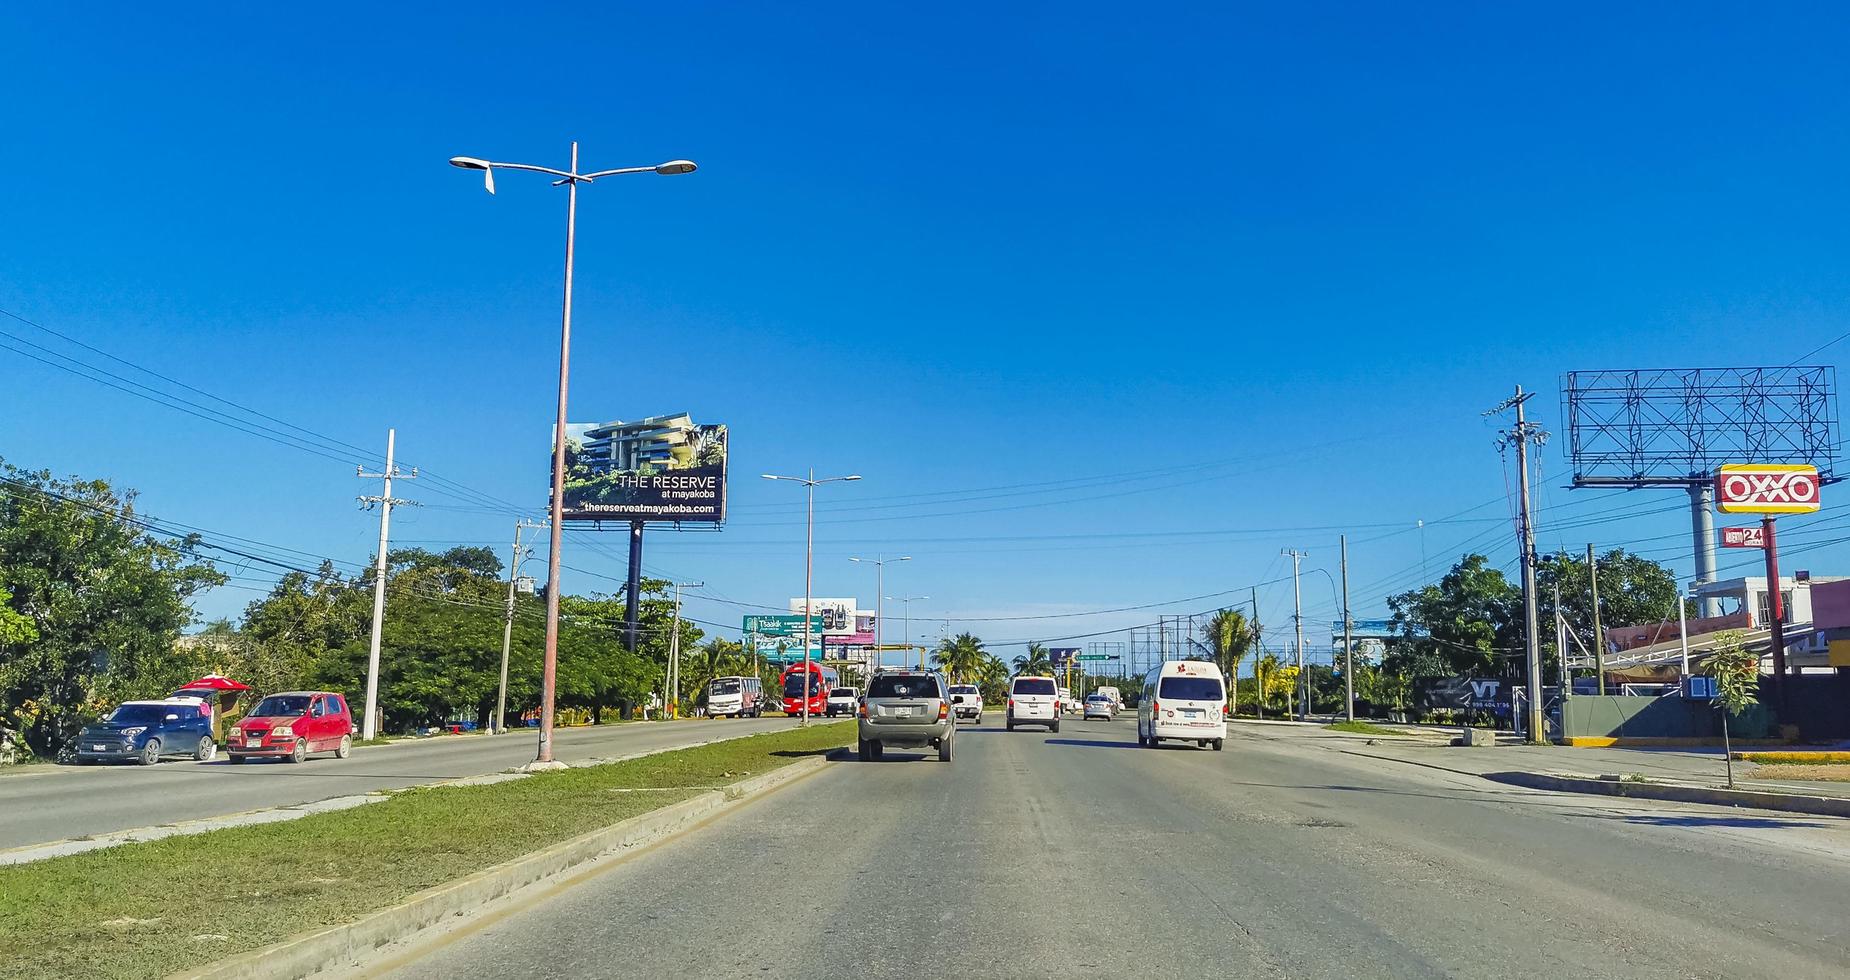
xmin=0 ymin=722 xmax=852 ymax=980
xmin=1323 ymin=720 xmax=1402 ymax=737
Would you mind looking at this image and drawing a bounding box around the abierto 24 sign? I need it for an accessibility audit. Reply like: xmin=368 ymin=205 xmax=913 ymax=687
xmin=557 ymin=413 xmax=727 ymax=524
xmin=1715 ymin=464 xmax=1822 ymax=515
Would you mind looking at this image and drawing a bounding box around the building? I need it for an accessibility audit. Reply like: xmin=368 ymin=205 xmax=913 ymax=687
xmin=578 ymin=413 xmax=698 ymax=472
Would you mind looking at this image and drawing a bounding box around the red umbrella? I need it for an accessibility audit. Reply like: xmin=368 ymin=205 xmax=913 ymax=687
xmin=180 ymin=674 xmax=251 ymax=692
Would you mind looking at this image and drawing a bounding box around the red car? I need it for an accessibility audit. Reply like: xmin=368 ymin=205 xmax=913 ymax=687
xmin=228 ymin=691 xmax=355 ymax=763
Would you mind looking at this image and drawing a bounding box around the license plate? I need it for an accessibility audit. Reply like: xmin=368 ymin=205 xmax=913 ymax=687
xmin=91 ymin=744 xmax=106 ymax=752
xmin=895 ymin=706 xmax=913 ymax=717
xmin=1182 ymin=709 xmax=1201 ymax=719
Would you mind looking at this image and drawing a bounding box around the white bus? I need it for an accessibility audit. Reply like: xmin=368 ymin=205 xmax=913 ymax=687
xmin=1137 ymin=660 xmax=1226 ymax=751
xmin=706 ymin=676 xmax=764 ymax=718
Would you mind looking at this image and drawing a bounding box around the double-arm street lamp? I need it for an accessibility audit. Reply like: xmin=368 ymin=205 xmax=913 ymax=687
xmin=763 ymin=469 xmax=861 ymax=725
xmin=450 ymin=143 xmax=696 ymax=766
xmin=885 ymin=595 xmax=930 ymax=669
xmin=849 ymin=556 xmax=910 ymax=675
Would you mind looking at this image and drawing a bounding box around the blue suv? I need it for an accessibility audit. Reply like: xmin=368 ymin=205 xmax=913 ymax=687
xmin=75 ymin=699 xmax=217 ymax=765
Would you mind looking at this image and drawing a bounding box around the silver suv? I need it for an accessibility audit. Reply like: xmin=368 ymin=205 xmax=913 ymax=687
xmin=857 ymin=669 xmax=955 ymax=762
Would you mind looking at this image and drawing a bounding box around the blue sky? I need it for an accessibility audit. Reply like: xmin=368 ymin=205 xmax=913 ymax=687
xmin=6 ymin=2 xmax=1850 ymax=663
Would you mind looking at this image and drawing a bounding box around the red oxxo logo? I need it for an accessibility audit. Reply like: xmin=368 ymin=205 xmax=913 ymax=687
xmin=1715 ymin=464 xmax=1822 ymax=514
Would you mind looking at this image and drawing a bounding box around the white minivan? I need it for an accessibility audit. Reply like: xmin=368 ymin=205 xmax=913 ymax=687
xmin=1007 ymin=675 xmax=1061 ymax=732
xmin=1138 ymin=660 xmax=1226 ymax=751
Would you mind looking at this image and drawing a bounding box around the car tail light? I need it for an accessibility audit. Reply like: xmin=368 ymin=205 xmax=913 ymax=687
xmin=1007 ymin=698 xmax=1014 ymax=708
xmin=937 ymin=702 xmax=948 ymax=720
xmin=1224 ymin=702 xmax=1231 ymax=716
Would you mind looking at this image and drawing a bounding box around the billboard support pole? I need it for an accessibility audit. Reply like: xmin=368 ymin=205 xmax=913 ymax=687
xmin=1763 ymin=516 xmax=1788 ymax=705
xmin=1691 ymin=484 xmax=1721 ymax=618
xmin=624 ymin=520 xmax=644 ymax=652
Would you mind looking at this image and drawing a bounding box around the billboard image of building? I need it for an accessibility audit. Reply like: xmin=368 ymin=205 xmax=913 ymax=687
xmin=558 ymin=413 xmax=727 ymax=523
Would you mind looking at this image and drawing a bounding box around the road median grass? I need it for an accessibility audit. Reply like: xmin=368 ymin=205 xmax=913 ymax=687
xmin=0 ymin=722 xmax=852 ymax=980
xmin=1324 ymin=720 xmax=1403 ymax=736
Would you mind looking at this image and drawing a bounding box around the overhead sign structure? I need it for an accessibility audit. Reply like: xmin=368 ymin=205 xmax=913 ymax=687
xmin=558 ymin=414 xmax=728 ymax=524
xmin=1720 ymin=526 xmax=1768 ymax=549
xmin=1716 ymin=464 xmax=1821 ymax=514
xmin=742 ymin=614 xmax=821 ymax=636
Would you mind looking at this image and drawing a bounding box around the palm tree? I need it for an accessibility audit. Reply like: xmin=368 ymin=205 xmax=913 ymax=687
xmin=1011 ymin=642 xmax=1053 ymax=677
xmin=932 ymin=632 xmax=987 ymax=682
xmin=1202 ymin=608 xmax=1256 ymax=715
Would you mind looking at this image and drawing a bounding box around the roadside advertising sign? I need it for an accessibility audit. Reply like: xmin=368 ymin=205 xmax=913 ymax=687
xmin=1050 ymin=647 xmax=1080 ymax=667
xmin=742 ymin=614 xmax=821 ymax=636
xmin=789 ymin=599 xmax=858 ymax=636
xmin=1720 ymin=526 xmax=1767 ymax=549
xmin=1716 ymin=464 xmax=1821 ymax=514
xmin=755 ymin=636 xmax=823 ymax=664
xmin=559 ymin=415 xmax=727 ymax=524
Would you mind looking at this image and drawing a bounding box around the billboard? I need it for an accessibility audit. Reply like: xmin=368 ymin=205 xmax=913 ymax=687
xmin=1330 ymin=619 xmax=1397 ymax=642
xmin=1716 ymin=464 xmax=1821 ymax=514
xmin=742 ymin=614 xmax=821 ymax=636
xmin=1720 ymin=526 xmax=1767 ymax=549
xmin=1049 ymin=647 xmax=1079 ymax=667
xmin=558 ymin=413 xmax=727 ymax=523
xmin=790 ymin=598 xmax=858 ymax=636
xmin=755 ymin=636 xmax=823 ymax=665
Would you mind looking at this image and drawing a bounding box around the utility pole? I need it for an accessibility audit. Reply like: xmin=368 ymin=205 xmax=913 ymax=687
xmin=496 ymin=518 xmax=545 ymax=734
xmin=1490 ymin=386 xmax=1547 ymax=744
xmin=356 ymin=428 xmax=416 ymax=743
xmin=1283 ymin=548 xmax=1307 ymax=721
xmin=666 ymin=581 xmax=702 ymax=718
xmin=1341 ymin=534 xmax=1354 ymax=722
xmin=1587 ymin=543 xmax=1606 ymax=696
xmin=1250 ymin=586 xmax=1261 ymax=720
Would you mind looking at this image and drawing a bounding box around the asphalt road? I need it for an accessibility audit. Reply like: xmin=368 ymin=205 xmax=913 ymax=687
xmin=367 ymin=715 xmax=1850 ymax=980
xmin=0 ymin=716 xmax=804 ymax=850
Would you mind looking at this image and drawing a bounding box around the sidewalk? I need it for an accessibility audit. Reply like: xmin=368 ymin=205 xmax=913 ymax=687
xmin=1232 ymin=719 xmax=1850 ymax=815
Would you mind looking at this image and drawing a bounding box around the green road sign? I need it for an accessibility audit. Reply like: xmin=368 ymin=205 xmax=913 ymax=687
xmin=1075 ymin=654 xmax=1117 ymax=661
xmin=742 ymin=614 xmax=822 ymax=637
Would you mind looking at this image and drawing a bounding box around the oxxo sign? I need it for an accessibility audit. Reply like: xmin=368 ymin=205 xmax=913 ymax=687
xmin=1716 ymin=464 xmax=1822 ymax=514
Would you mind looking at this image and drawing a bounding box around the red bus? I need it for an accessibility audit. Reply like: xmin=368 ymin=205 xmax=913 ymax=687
xmin=780 ymin=662 xmax=838 ymax=716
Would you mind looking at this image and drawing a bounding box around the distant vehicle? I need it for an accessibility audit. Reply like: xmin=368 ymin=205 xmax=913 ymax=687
xmin=1138 ymin=660 xmax=1226 ymax=751
xmin=1095 ymin=686 xmax=1123 ymax=709
xmin=707 ymin=675 xmax=764 ymax=718
xmin=75 ymin=699 xmax=216 ymax=765
xmin=1057 ymin=686 xmax=1074 ymax=714
xmin=858 ymin=669 xmax=954 ymax=762
xmin=1007 ymin=676 xmax=1060 ymax=732
xmin=780 ymin=662 xmax=839 ymax=717
xmin=230 ymin=691 xmax=355 ymax=764
xmin=948 ymin=684 xmax=984 ymax=723
xmin=1083 ymin=694 xmax=1115 ymax=720
xmin=825 ymin=686 xmax=859 ymax=717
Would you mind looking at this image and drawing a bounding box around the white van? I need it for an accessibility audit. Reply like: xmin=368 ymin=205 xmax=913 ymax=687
xmin=1095 ymin=686 xmax=1123 ymax=710
xmin=1138 ymin=660 xmax=1226 ymax=750
xmin=1007 ymin=675 xmax=1060 ymax=732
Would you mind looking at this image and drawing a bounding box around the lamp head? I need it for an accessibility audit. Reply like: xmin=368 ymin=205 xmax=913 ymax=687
xmin=449 ymin=156 xmax=495 ymax=194
xmin=654 ymin=159 xmax=698 ymax=175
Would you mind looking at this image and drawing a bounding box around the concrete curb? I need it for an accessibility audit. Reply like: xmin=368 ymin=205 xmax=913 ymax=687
xmin=1483 ymin=770 xmax=1850 ymax=819
xmin=171 ymin=752 xmax=838 ymax=980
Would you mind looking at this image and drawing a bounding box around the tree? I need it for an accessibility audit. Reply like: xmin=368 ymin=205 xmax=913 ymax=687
xmin=933 ymin=633 xmax=987 ymax=682
xmin=1704 ymin=630 xmax=1760 ymax=789
xmin=1535 ymin=547 xmax=1685 ymax=670
xmin=0 ymin=461 xmax=225 ymax=755
xmin=974 ymin=654 xmax=1009 ymax=705
xmin=1202 ymin=608 xmax=1255 ymax=714
xmin=1012 ymin=642 xmax=1053 ymax=677
xmin=1384 ymin=554 xmax=1520 ymax=680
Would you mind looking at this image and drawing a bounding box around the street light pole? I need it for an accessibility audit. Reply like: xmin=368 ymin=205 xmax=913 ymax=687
xmin=449 ymin=145 xmax=696 ymax=768
xmin=851 ymin=556 xmax=911 ymax=679
xmin=763 ymin=470 xmax=862 ymax=726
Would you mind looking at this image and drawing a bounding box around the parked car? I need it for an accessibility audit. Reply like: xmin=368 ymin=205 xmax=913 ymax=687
xmin=229 ymin=691 xmax=355 ymax=763
xmin=857 ymin=669 xmax=955 ymax=762
xmin=948 ymin=684 xmax=984 ymax=723
xmin=825 ymin=686 xmax=859 ymax=718
xmin=1083 ymin=693 xmax=1116 ymax=720
xmin=1007 ymin=676 xmax=1060 ymax=732
xmin=75 ymin=698 xmax=217 ymax=765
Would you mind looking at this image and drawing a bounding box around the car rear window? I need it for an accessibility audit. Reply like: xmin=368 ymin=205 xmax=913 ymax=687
xmin=1013 ymin=678 xmax=1056 ymax=695
xmin=830 ymin=688 xmax=856 ymax=697
xmin=868 ymin=675 xmax=940 ymax=699
xmin=950 ymin=685 xmax=978 ymax=694
xmin=1158 ymin=676 xmax=1225 ymax=701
